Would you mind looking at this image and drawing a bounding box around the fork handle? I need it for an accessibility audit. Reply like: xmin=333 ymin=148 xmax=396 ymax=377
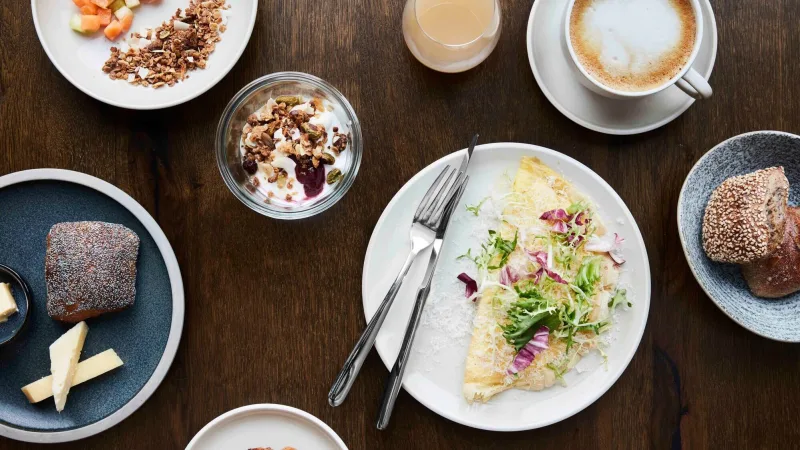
xmin=328 ymin=249 xmax=421 ymax=407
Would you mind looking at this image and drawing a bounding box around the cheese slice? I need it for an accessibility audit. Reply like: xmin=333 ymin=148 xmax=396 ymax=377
xmin=0 ymin=283 xmax=18 ymax=323
xmin=21 ymin=349 xmax=123 ymax=404
xmin=49 ymin=321 xmax=89 ymax=412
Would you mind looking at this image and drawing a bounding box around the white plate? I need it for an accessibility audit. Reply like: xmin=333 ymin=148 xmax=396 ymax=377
xmin=32 ymin=0 xmax=257 ymax=110
xmin=362 ymin=143 xmax=650 ymax=431
xmin=186 ymin=404 xmax=348 ymax=450
xmin=526 ymin=0 xmax=717 ymax=135
xmin=0 ymin=169 xmax=184 ymax=443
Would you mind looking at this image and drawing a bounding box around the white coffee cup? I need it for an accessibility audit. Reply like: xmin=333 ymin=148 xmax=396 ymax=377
xmin=564 ymin=0 xmax=712 ymax=100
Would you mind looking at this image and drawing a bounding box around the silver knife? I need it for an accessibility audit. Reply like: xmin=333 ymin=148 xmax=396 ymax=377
xmin=375 ymin=137 xmax=477 ymax=430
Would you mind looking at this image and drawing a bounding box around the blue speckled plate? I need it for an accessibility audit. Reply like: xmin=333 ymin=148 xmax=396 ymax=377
xmin=0 ymin=170 xmax=184 ymax=443
xmin=678 ymin=131 xmax=800 ymax=342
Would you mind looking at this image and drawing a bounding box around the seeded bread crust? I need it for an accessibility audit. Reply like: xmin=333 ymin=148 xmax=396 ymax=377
xmin=742 ymin=207 xmax=800 ymax=298
xmin=45 ymin=222 xmax=140 ymax=323
xmin=702 ymin=167 xmax=789 ymax=264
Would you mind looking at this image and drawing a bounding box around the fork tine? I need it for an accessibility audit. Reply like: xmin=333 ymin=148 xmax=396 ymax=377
xmin=420 ymin=167 xmax=455 ymax=222
xmin=414 ymin=166 xmax=450 ymax=220
xmin=430 ymin=173 xmax=467 ymax=227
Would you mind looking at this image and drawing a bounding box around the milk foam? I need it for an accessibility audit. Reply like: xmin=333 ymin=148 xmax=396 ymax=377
xmin=571 ymin=0 xmax=696 ymax=91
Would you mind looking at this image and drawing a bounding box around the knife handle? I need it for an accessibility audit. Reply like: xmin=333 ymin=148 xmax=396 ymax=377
xmin=376 ymin=279 xmax=433 ymax=430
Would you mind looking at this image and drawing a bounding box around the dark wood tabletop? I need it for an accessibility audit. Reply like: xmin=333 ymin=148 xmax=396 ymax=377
xmin=3 ymin=0 xmax=800 ymax=448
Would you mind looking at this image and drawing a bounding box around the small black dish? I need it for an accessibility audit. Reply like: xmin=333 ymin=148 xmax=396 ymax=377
xmin=0 ymin=264 xmax=31 ymax=347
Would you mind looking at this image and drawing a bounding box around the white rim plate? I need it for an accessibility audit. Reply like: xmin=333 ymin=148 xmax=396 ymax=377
xmin=186 ymin=404 xmax=348 ymax=450
xmin=362 ymin=143 xmax=651 ymax=431
xmin=0 ymin=169 xmax=184 ymax=443
xmin=31 ymin=0 xmax=258 ymax=110
xmin=526 ymin=0 xmax=718 ymax=135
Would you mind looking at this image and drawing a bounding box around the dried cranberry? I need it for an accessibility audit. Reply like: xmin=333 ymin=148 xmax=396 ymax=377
xmin=242 ymin=159 xmax=258 ymax=175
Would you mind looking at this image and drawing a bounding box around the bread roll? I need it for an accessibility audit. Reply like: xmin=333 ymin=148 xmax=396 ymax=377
xmin=742 ymin=207 xmax=800 ymax=298
xmin=702 ymin=167 xmax=789 ymax=264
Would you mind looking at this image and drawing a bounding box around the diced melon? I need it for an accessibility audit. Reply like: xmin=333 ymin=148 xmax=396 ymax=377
xmin=69 ymin=14 xmax=85 ymax=33
xmin=104 ymin=19 xmax=123 ymax=40
xmin=97 ymin=8 xmax=112 ymax=26
xmin=72 ymin=0 xmax=88 ymax=7
xmin=91 ymin=0 xmax=112 ymax=7
xmin=109 ymin=0 xmax=126 ymax=11
xmin=80 ymin=15 xmax=101 ymax=32
xmin=120 ymin=12 xmax=134 ymax=31
xmin=114 ymin=6 xmax=132 ymax=20
xmin=125 ymin=0 xmax=140 ymax=8
xmin=80 ymin=3 xmax=98 ymax=14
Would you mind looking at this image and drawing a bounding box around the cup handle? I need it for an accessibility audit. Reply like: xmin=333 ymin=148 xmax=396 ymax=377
xmin=675 ymin=67 xmax=712 ymax=100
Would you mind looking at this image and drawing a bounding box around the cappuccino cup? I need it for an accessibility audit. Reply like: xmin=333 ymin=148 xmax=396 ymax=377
xmin=564 ymin=0 xmax=712 ymax=100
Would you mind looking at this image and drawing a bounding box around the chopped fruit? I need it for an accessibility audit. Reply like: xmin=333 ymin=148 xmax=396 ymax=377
xmin=90 ymin=0 xmax=112 ymax=7
xmin=80 ymin=14 xmax=101 ymax=32
xmin=72 ymin=0 xmax=87 ymax=6
xmin=120 ymin=12 xmax=133 ymax=31
xmin=125 ymin=0 xmax=140 ymax=7
xmin=80 ymin=3 xmax=98 ymax=14
xmin=103 ymin=19 xmax=123 ymax=40
xmin=97 ymin=8 xmax=112 ymax=26
xmin=69 ymin=14 xmax=85 ymax=33
xmin=108 ymin=0 xmax=126 ymax=11
xmin=114 ymin=5 xmax=132 ymax=19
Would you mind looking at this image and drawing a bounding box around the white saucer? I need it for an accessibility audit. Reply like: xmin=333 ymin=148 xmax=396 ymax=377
xmin=186 ymin=404 xmax=348 ymax=450
xmin=362 ymin=143 xmax=650 ymax=431
xmin=526 ymin=0 xmax=718 ymax=135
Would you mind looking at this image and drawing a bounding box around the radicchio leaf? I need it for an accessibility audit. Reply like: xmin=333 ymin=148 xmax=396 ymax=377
xmin=499 ymin=266 xmax=520 ymax=287
xmin=540 ymin=209 xmax=570 ymax=221
xmin=585 ymin=233 xmax=626 ymax=265
xmin=508 ymin=326 xmax=549 ymax=375
xmin=457 ymin=273 xmax=478 ymax=299
xmin=552 ymin=221 xmax=569 ymax=233
xmin=526 ymin=251 xmax=567 ymax=284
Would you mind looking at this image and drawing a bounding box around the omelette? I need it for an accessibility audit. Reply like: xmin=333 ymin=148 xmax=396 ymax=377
xmin=461 ymin=157 xmax=628 ymax=403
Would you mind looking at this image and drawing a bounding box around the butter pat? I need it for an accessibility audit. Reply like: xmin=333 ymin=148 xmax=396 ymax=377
xmin=0 ymin=283 xmax=18 ymax=323
xmin=22 ymin=349 xmax=123 ymax=404
xmin=49 ymin=321 xmax=88 ymax=412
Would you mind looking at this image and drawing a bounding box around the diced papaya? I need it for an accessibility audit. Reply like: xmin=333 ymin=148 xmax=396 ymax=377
xmin=72 ymin=0 xmax=88 ymax=7
xmin=104 ymin=19 xmax=123 ymax=40
xmin=80 ymin=3 xmax=98 ymax=14
xmin=97 ymin=8 xmax=112 ymax=26
xmin=80 ymin=15 xmax=101 ymax=32
xmin=119 ymin=12 xmax=133 ymax=31
xmin=91 ymin=0 xmax=112 ymax=8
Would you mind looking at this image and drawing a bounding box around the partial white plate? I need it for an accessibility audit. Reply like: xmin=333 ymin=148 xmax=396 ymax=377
xmin=526 ymin=0 xmax=717 ymax=135
xmin=186 ymin=404 xmax=348 ymax=450
xmin=0 ymin=169 xmax=184 ymax=443
xmin=31 ymin=0 xmax=257 ymax=110
xmin=363 ymin=143 xmax=650 ymax=431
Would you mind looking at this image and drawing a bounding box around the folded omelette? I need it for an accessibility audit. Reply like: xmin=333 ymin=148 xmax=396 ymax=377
xmin=461 ymin=157 xmax=627 ymax=403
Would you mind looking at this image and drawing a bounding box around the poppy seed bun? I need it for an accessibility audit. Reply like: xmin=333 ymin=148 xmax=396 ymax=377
xmin=702 ymin=167 xmax=789 ymax=264
xmin=742 ymin=207 xmax=800 ymax=298
xmin=45 ymin=222 xmax=140 ymax=323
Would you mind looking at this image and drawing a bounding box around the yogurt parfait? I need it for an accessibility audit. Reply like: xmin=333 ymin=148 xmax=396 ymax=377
xmin=240 ymin=95 xmax=350 ymax=206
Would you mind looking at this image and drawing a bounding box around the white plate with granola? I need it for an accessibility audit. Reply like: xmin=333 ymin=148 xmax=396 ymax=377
xmin=362 ymin=143 xmax=650 ymax=431
xmin=32 ymin=0 xmax=257 ymax=110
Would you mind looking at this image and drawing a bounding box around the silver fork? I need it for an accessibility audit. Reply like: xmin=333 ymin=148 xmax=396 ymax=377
xmin=328 ymin=165 xmax=467 ymax=407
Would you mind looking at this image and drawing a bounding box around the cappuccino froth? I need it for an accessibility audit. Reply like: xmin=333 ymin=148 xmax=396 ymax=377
xmin=570 ymin=0 xmax=696 ymax=92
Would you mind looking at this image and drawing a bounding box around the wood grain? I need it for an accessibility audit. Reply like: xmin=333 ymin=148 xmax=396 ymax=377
xmin=3 ymin=0 xmax=800 ymax=448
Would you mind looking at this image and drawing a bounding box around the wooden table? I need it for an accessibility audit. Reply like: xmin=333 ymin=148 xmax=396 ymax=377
xmin=2 ymin=0 xmax=800 ymax=448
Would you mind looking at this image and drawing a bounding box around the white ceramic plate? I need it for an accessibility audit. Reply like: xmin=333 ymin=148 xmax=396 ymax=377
xmin=526 ymin=0 xmax=717 ymax=135
xmin=186 ymin=404 xmax=348 ymax=450
xmin=363 ymin=143 xmax=650 ymax=431
xmin=0 ymin=169 xmax=184 ymax=443
xmin=31 ymin=0 xmax=257 ymax=110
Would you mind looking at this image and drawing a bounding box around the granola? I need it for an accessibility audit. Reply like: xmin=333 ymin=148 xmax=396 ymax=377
xmin=102 ymin=0 xmax=230 ymax=88
xmin=241 ymin=96 xmax=351 ymax=205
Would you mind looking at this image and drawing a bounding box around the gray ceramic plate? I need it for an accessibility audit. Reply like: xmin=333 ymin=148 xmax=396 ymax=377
xmin=0 ymin=170 xmax=184 ymax=443
xmin=678 ymin=131 xmax=800 ymax=342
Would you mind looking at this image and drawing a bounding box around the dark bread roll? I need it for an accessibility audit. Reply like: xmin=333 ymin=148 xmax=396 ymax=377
xmin=702 ymin=167 xmax=789 ymax=264
xmin=742 ymin=207 xmax=800 ymax=298
xmin=45 ymin=222 xmax=140 ymax=323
